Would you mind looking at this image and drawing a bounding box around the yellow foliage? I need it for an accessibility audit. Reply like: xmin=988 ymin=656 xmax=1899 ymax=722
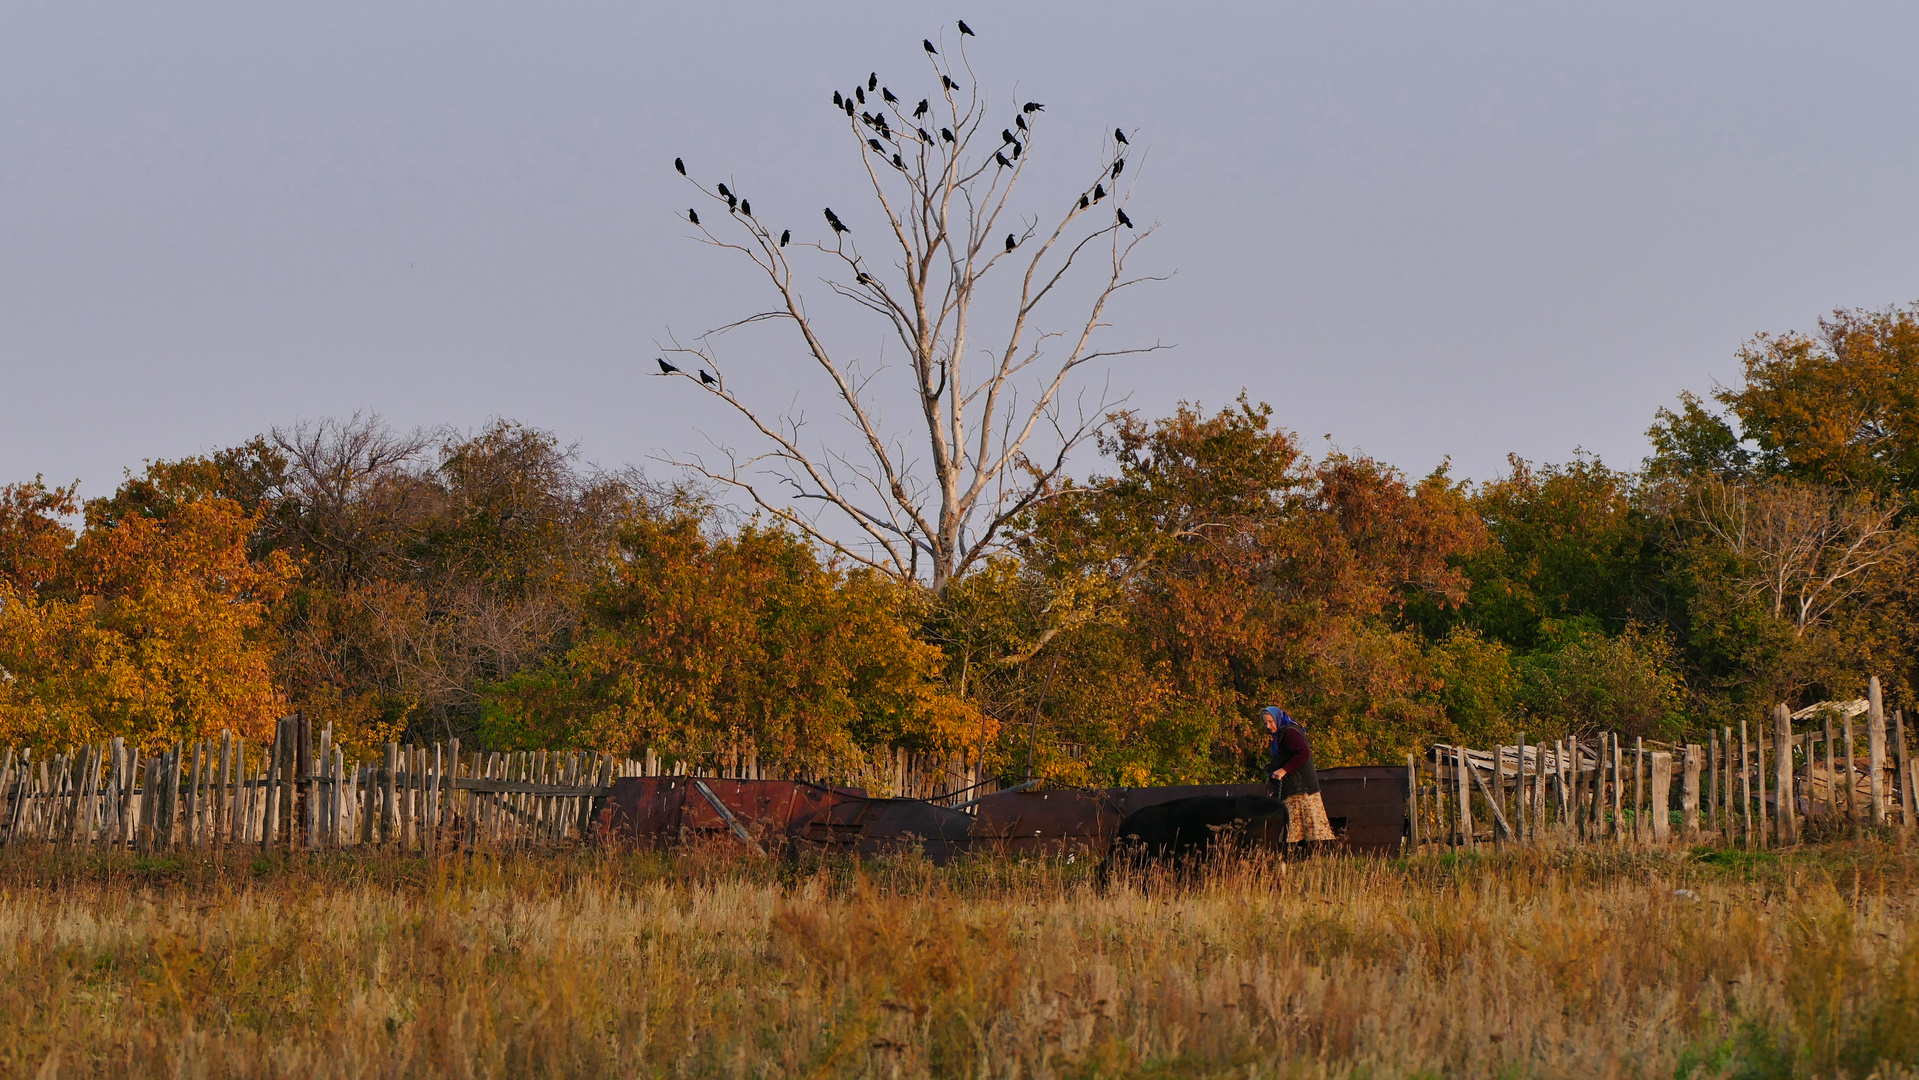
xmin=0 ymin=497 xmax=294 ymax=749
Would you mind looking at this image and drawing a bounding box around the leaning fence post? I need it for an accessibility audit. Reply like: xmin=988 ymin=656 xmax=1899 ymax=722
xmin=1405 ymin=753 xmax=1419 ymax=850
xmin=1897 ymin=709 xmax=1912 ymax=830
xmin=1456 ymin=748 xmax=1473 ymax=848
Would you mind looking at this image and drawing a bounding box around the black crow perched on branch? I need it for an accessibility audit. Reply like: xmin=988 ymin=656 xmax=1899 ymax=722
xmin=1016 ymin=115 xmax=1026 ymax=131
xmin=1005 ymin=234 xmax=1016 ymax=251
xmin=1002 ymin=128 xmax=1015 ymax=142
xmin=1115 ymin=129 xmax=1129 ymax=145
xmin=688 ymin=209 xmax=699 ymax=224
xmin=740 ymin=200 xmax=750 ymax=216
xmin=892 ymin=153 xmax=903 ymax=168
xmin=882 ymin=87 xmax=897 ymax=103
xmin=918 ymin=127 xmax=932 ymax=142
xmin=1112 ymin=159 xmax=1124 ymax=178
xmin=941 ymin=128 xmax=954 ymax=142
xmin=844 ymin=100 xmax=855 ymax=116
xmin=1117 ymin=208 xmax=1133 ymax=228
xmin=868 ymin=138 xmax=884 ymax=153
xmin=824 ymin=208 xmax=849 ymax=232
xmin=658 ymin=358 xmax=679 ymax=374
xmin=942 ymin=75 xmax=958 ymax=90
xmin=1078 ymin=194 xmax=1089 ymax=209
xmin=675 ymin=157 xmax=686 ymax=174
xmin=717 ymin=183 xmax=731 ymax=200
xmin=995 ymin=151 xmax=1010 ymax=168
xmin=914 ymin=99 xmax=929 ymax=117
xmin=1022 ymin=101 xmax=1044 ymax=113
xmin=958 ymin=19 xmax=974 ymax=35
xmin=868 ymin=73 xmax=878 ymax=90
xmin=923 ymin=39 xmax=938 ymax=53
xmin=780 ymin=229 xmax=790 ymax=247
xmin=700 ymin=370 xmax=718 ymax=386
xmin=833 ymin=91 xmax=842 ymax=108
xmin=1010 ymin=141 xmax=1020 ymax=158
xmin=855 ymin=86 xmax=865 ymax=104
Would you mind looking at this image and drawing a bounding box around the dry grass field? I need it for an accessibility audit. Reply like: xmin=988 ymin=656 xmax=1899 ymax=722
xmin=0 ymin=839 xmax=1916 ymax=1079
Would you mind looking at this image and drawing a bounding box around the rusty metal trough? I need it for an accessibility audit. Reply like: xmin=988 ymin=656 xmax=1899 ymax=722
xmin=597 ymin=766 xmax=1410 ymax=861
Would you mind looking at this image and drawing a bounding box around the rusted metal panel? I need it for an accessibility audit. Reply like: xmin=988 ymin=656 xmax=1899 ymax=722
xmin=599 ymin=767 xmax=1411 ymax=858
xmin=598 ymin=777 xmax=973 ymax=862
xmin=1317 ymin=766 xmax=1410 ymax=853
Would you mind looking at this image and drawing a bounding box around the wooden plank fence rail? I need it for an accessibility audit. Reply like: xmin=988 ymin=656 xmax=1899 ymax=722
xmin=1405 ymin=679 xmax=1916 ymax=851
xmin=0 ymin=714 xmax=996 ymax=853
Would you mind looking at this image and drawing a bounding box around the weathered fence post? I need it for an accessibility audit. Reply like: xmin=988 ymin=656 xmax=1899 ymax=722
xmin=1897 ymin=709 xmax=1913 ymax=830
xmin=1405 ymin=753 xmax=1419 ymax=850
xmin=1682 ymin=744 xmax=1702 ymax=841
xmin=1843 ymin=711 xmax=1859 ymax=837
xmin=1774 ymin=704 xmax=1795 ymax=845
xmin=1868 ymin=676 xmax=1888 ymax=827
xmin=1650 ymin=751 xmax=1673 ymax=843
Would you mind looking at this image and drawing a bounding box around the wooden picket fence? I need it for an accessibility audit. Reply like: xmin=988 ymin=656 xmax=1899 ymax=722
xmin=0 ymin=714 xmax=995 ymax=853
xmin=1407 ymin=678 xmax=1918 ymax=849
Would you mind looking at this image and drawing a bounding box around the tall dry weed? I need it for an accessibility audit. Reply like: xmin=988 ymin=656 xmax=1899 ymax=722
xmin=0 ymin=841 xmax=1913 ymax=1078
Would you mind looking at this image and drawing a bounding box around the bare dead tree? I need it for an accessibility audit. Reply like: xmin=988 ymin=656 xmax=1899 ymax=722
xmin=660 ymin=27 xmax=1167 ymax=593
xmin=1690 ymin=478 xmax=1912 ymax=638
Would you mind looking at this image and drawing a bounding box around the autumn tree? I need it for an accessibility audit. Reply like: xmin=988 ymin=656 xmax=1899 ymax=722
xmin=481 ymin=506 xmax=978 ymax=779
xmin=0 ymin=468 xmax=294 ymax=748
xmin=662 ymin=25 xmax=1162 ymax=592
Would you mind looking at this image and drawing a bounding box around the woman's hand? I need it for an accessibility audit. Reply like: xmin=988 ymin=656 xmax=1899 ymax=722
xmin=1271 ymin=768 xmax=1285 ymax=781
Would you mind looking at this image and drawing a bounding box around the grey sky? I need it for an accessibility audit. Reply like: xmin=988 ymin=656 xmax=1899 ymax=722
xmin=4 ymin=1 xmax=1916 ymax=508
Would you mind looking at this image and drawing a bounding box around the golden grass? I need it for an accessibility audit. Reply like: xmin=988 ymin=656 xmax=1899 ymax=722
xmin=0 ymin=839 xmax=1916 ymax=1079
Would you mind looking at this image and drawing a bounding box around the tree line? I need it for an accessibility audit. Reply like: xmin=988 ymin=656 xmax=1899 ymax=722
xmin=2 ymin=303 xmax=1915 ymax=784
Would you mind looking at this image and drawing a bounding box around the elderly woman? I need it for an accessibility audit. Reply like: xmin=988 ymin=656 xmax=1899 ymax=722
xmin=1262 ymin=706 xmax=1336 ymax=849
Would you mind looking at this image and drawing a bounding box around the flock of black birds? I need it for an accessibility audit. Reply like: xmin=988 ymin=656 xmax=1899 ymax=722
xmin=661 ymin=22 xmax=1137 ymax=385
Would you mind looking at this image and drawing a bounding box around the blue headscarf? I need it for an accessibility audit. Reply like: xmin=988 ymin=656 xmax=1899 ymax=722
xmin=1263 ymin=706 xmax=1298 ymax=756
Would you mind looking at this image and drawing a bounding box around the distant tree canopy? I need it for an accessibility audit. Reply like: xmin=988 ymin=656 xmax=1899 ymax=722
xmin=4 ymin=304 xmax=1919 ymax=782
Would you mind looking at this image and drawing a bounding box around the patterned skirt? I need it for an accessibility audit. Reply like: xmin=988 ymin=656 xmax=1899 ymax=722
xmin=1285 ymin=791 xmax=1336 ymax=843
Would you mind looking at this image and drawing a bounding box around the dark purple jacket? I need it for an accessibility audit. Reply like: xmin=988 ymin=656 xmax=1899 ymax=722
xmin=1265 ymin=724 xmax=1320 ymax=798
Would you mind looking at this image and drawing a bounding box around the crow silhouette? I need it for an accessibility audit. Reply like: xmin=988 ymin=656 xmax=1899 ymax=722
xmin=688 ymin=208 xmax=699 ymax=224
xmin=1093 ymin=184 xmax=1106 ymax=201
xmin=1022 ymin=101 xmax=1045 ymax=113
xmin=914 ymin=99 xmax=929 ymax=117
xmin=780 ymin=229 xmax=790 ymax=247
xmin=675 ymin=157 xmax=686 ymax=174
xmin=868 ymin=138 xmax=884 ymax=153
xmin=832 ymin=91 xmax=843 ymax=107
xmin=856 ymin=271 xmax=871 ymax=285
xmin=824 ymin=208 xmax=849 ymax=232
xmin=1115 ymin=128 xmax=1129 ymax=145
xmin=657 ymin=358 xmax=679 ymax=375
xmin=740 ymin=200 xmax=750 ymax=216
xmin=1078 ymin=194 xmax=1089 ymax=209
xmin=892 ymin=153 xmax=903 ymax=168
xmin=1002 ymin=128 xmax=1015 ymax=142
xmin=1117 ymin=208 xmax=1133 ymax=228
xmin=918 ymin=127 xmax=933 ymax=142
xmin=1009 ymin=141 xmax=1020 ymax=159
xmin=882 ymin=87 xmax=897 ymax=103
xmin=855 ymin=87 xmax=865 ymax=105
xmin=942 ymin=75 xmax=958 ymax=90
xmin=717 ymin=183 xmax=731 ymax=199
xmin=1112 ymin=159 xmax=1124 ymax=178
xmin=699 ymin=370 xmax=718 ymax=386
xmin=861 ymin=111 xmax=874 ymax=125
xmin=1005 ymin=234 xmax=1017 ymax=251
xmin=923 ymin=39 xmax=937 ymax=53
xmin=995 ymin=151 xmax=1010 ymax=167
xmin=958 ymin=19 xmax=974 ymax=35
xmin=844 ymin=101 xmax=854 ymax=116
xmin=1016 ymin=115 xmax=1026 ymax=131
xmin=868 ymin=73 xmax=878 ymax=91
xmin=941 ymin=128 xmax=954 ymax=142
